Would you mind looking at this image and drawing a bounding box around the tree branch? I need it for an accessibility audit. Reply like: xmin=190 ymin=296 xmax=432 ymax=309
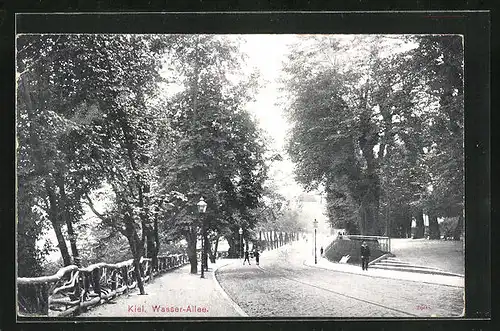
xmin=84 ymin=193 xmax=109 ymax=221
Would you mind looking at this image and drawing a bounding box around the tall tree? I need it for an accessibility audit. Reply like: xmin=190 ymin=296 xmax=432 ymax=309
xmin=156 ymin=35 xmax=267 ymax=268
xmin=17 ymin=35 xmax=107 ymax=268
xmin=416 ymin=36 xmax=464 ymax=239
xmin=78 ymin=34 xmax=170 ymax=294
xmin=283 ymin=35 xmax=463 ymax=237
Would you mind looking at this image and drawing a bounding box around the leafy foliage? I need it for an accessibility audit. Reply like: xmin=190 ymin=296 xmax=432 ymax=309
xmin=17 ymin=34 xmax=269 ymax=276
xmin=154 ymin=35 xmax=267 ymax=261
xmin=283 ymin=35 xmax=464 ymax=237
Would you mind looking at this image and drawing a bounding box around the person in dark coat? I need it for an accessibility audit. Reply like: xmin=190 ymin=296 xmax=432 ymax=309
xmin=243 ymin=250 xmax=251 ymax=265
xmin=254 ymin=249 xmax=260 ymax=265
xmin=320 ymin=247 xmax=324 ymax=256
xmin=360 ymin=241 xmax=371 ymax=270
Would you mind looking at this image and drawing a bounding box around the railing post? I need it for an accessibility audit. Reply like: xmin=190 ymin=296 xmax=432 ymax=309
xmin=122 ymin=266 xmax=129 ymax=293
xmin=73 ymin=271 xmax=82 ymax=303
xmin=111 ymin=270 xmax=117 ymax=291
xmin=40 ymin=283 xmax=49 ymax=315
xmin=92 ymin=268 xmax=101 ymax=298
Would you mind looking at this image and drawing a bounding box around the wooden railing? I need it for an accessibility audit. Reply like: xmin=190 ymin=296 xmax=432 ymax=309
xmin=17 ymin=253 xmax=189 ymax=317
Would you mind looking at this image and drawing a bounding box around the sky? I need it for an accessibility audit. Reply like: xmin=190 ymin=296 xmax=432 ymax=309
xmin=237 ymin=34 xmax=310 ymax=200
xmin=238 ymin=34 xmax=297 ymax=150
xmin=238 ymin=34 xmax=329 ymax=230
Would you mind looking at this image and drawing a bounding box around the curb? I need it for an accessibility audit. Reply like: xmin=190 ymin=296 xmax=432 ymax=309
xmin=303 ymin=259 xmax=464 ymax=288
xmin=212 ymin=260 xmax=248 ymax=317
xmin=369 ymin=265 xmax=464 ymax=278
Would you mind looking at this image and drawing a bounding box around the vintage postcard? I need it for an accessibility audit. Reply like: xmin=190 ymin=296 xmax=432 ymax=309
xmin=15 ymin=12 xmax=485 ymax=321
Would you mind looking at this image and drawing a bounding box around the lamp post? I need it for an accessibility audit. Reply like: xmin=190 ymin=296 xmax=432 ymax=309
xmin=197 ymin=197 xmax=207 ymax=278
xmin=238 ymin=227 xmax=243 ymax=259
xmin=313 ymin=219 xmax=318 ymax=264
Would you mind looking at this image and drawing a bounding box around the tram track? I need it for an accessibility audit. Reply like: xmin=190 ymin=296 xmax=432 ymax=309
xmin=254 ymin=264 xmax=419 ymax=317
xmin=215 ymin=245 xmax=463 ymax=317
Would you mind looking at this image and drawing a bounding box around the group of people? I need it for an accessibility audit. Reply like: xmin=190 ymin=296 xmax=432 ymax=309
xmin=243 ymin=249 xmax=260 ymax=265
xmin=240 ymin=240 xmax=371 ymax=271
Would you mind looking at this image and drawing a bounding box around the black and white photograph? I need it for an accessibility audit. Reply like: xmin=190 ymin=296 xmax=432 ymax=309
xmin=16 ymin=31 xmax=467 ymax=319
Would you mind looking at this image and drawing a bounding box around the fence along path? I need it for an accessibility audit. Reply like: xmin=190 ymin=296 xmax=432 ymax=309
xmin=17 ymin=254 xmax=189 ymax=317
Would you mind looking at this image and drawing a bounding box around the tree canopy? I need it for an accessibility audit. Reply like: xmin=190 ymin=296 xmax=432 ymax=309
xmin=283 ymin=35 xmax=464 ymax=237
xmin=16 ymin=34 xmax=269 ymax=277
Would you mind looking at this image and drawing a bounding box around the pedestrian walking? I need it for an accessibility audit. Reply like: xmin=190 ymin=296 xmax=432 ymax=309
xmin=243 ymin=250 xmax=251 ymax=265
xmin=320 ymin=246 xmax=324 ymax=256
xmin=254 ymin=249 xmax=260 ymax=265
xmin=360 ymin=241 xmax=371 ymax=270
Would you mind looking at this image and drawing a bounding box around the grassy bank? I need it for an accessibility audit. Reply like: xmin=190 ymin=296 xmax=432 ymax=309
xmin=390 ymin=238 xmax=464 ymax=275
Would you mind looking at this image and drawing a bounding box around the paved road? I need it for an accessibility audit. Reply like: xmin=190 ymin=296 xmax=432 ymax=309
xmin=216 ymin=242 xmax=464 ymax=317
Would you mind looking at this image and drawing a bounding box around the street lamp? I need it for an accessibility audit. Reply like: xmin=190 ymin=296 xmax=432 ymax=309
xmin=238 ymin=227 xmax=243 ymax=259
xmin=197 ymin=197 xmax=207 ymax=278
xmin=313 ymin=219 xmax=318 ymax=264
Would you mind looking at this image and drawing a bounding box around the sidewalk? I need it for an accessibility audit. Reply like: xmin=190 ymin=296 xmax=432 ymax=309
xmin=304 ymin=256 xmax=464 ymax=288
xmin=79 ymin=258 xmax=244 ymax=317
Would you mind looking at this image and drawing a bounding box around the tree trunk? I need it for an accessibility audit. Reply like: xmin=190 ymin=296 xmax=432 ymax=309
xmin=428 ymin=212 xmax=440 ymax=239
xmin=357 ymin=86 xmax=382 ymax=236
xmin=453 ymin=213 xmax=463 ymax=241
xmin=414 ymin=209 xmax=425 ymax=239
xmin=144 ymin=224 xmax=157 ymax=269
xmin=186 ymin=228 xmax=198 ymax=274
xmin=384 ymin=199 xmax=391 ymax=237
xmin=55 ymin=172 xmax=81 ymax=266
xmin=21 ymin=76 xmax=73 ymax=266
xmin=402 ymin=205 xmax=412 ymax=239
xmin=45 ymin=183 xmax=71 ymax=266
xmin=359 ymin=204 xmax=367 ymax=235
xmin=65 ymin=216 xmax=80 ymax=267
xmin=227 ymin=236 xmax=237 ymax=258
xmin=368 ymin=203 xmax=380 ymax=236
xmin=124 ymin=216 xmax=145 ymax=295
xmin=152 ymin=217 xmax=160 ymax=271
xmin=203 ymin=230 xmax=209 ymax=271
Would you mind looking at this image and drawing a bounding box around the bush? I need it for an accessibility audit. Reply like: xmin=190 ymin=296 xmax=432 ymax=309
xmin=439 ymin=217 xmax=459 ymax=240
xmin=324 ymin=239 xmax=387 ymax=265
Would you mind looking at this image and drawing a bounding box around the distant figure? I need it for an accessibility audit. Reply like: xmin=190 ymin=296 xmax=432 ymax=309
xmin=360 ymin=241 xmax=371 ymax=270
xmin=243 ymin=250 xmax=251 ymax=265
xmin=254 ymin=249 xmax=260 ymax=265
xmin=320 ymin=247 xmax=324 ymax=256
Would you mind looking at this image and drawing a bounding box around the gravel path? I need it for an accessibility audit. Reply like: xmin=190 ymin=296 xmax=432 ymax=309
xmin=216 ymin=242 xmax=464 ymax=317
